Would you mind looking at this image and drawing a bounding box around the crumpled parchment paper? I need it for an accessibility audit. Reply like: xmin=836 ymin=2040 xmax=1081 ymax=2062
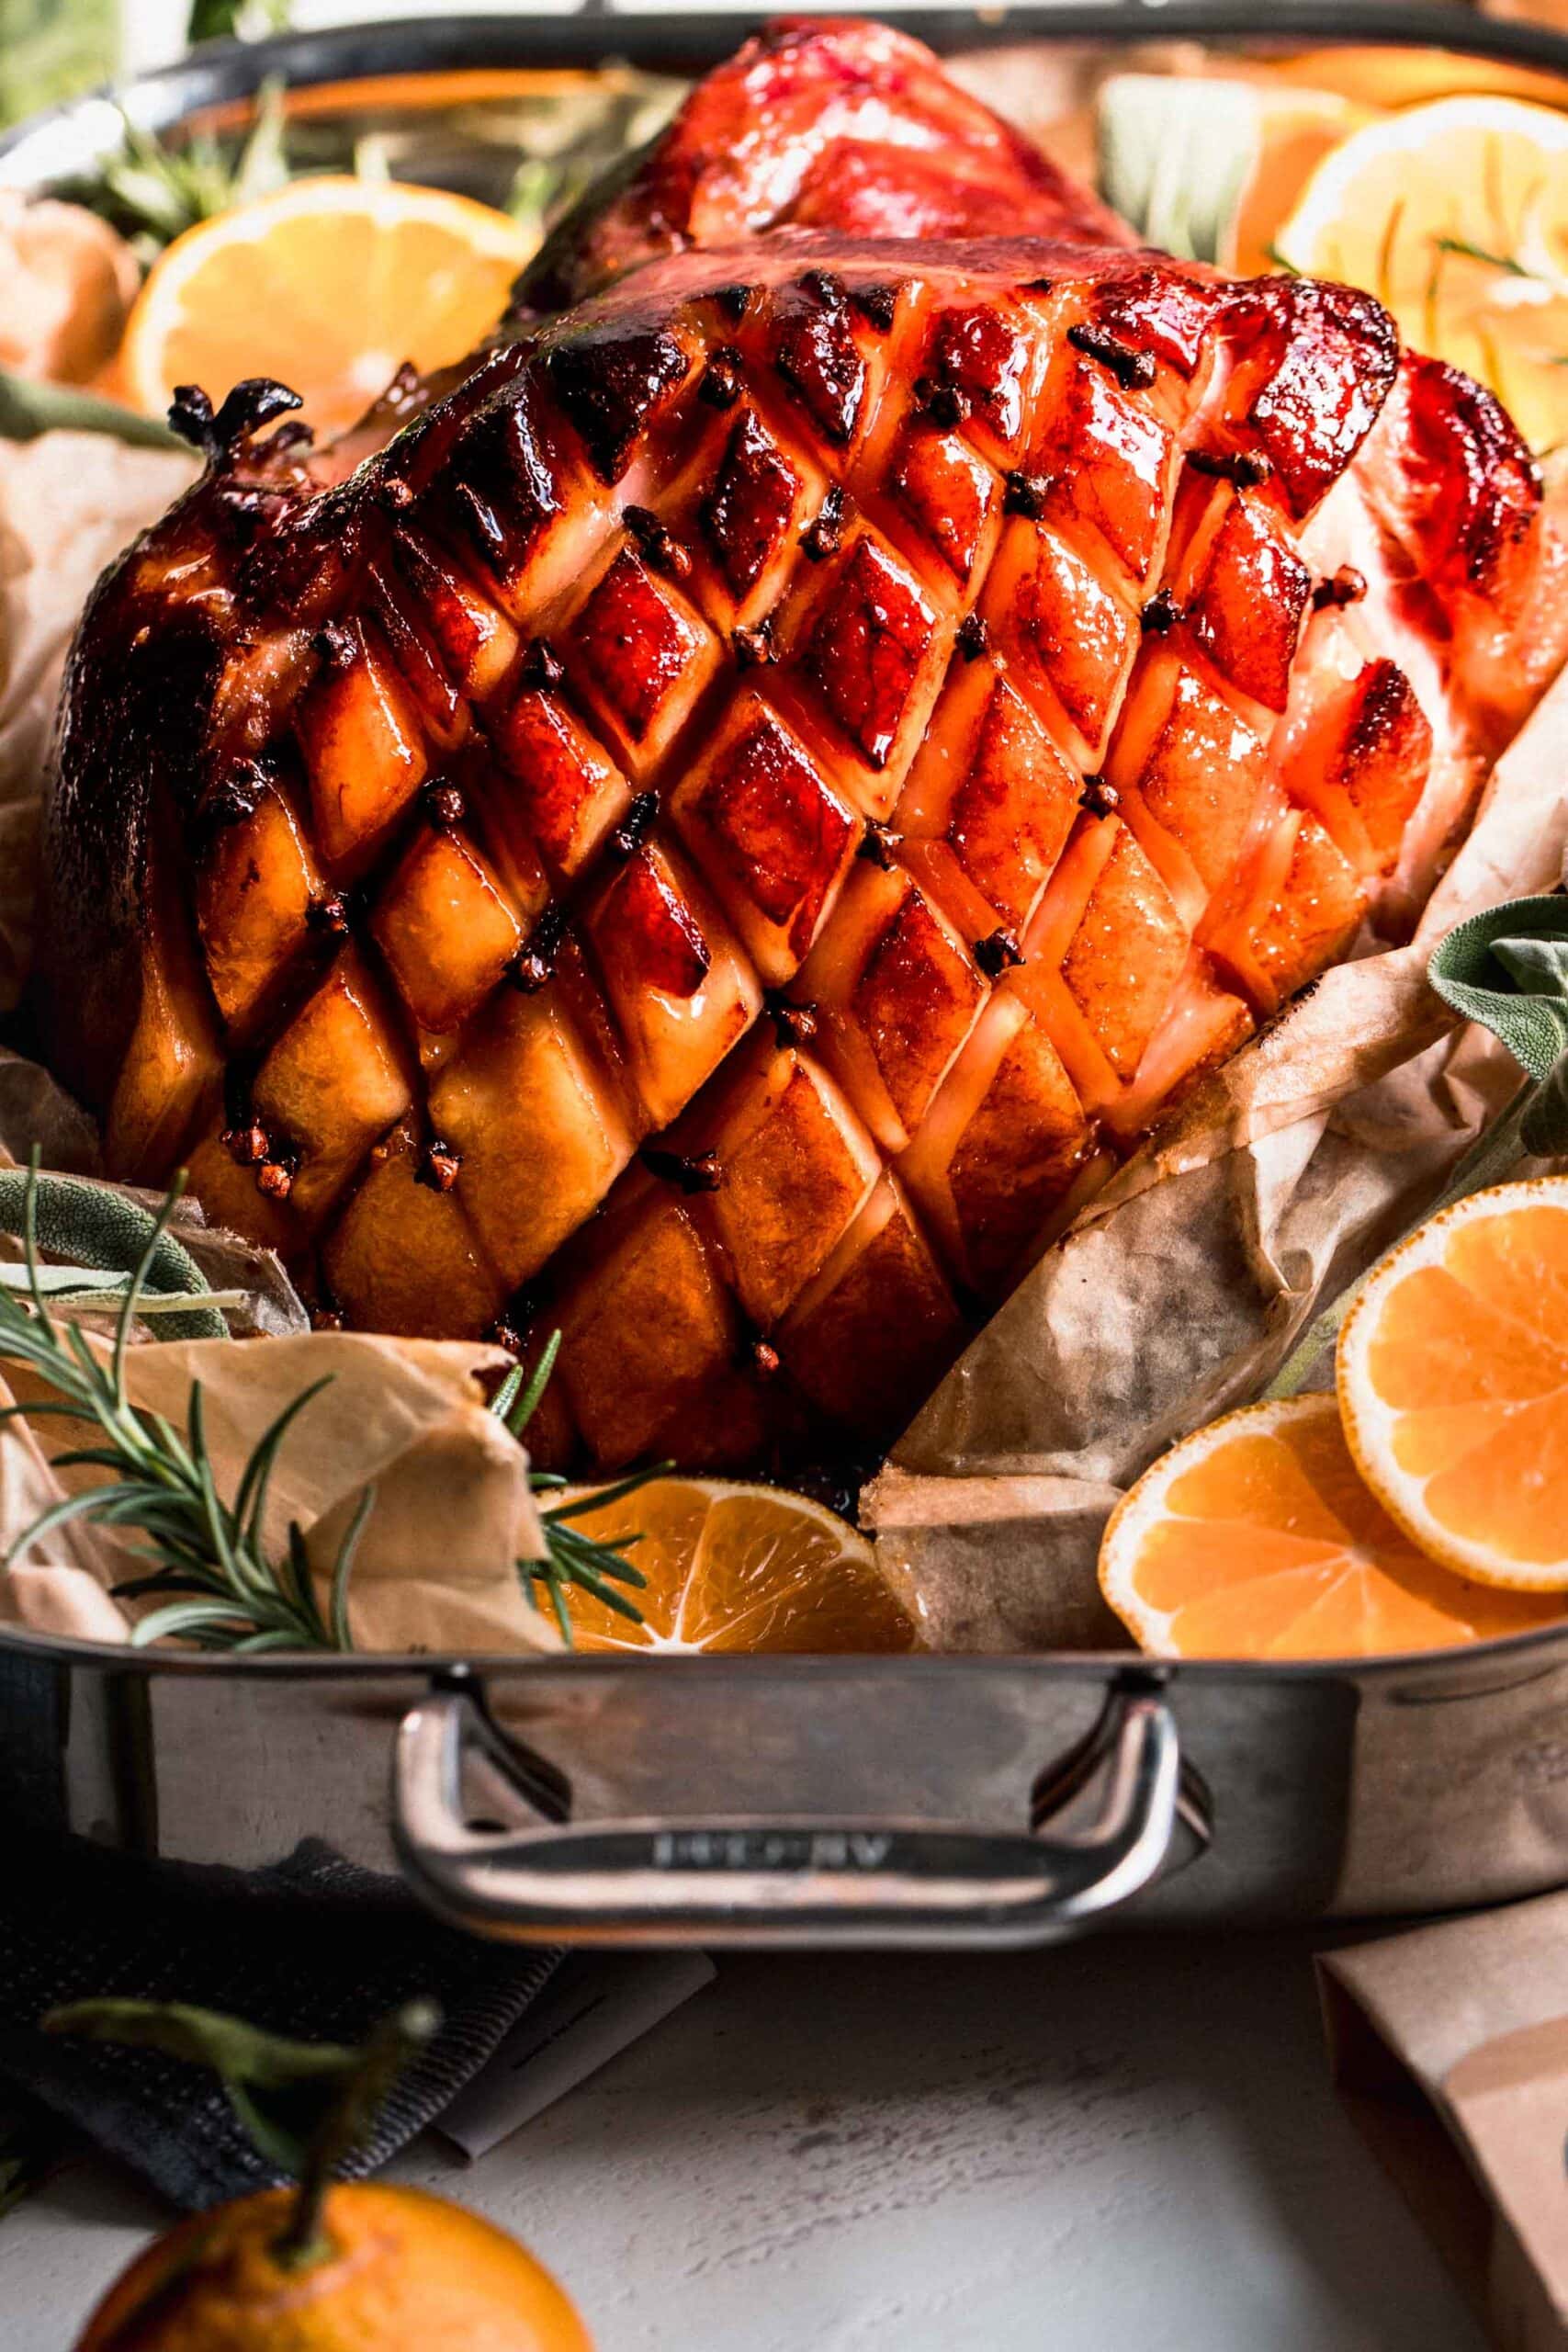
xmin=0 ymin=432 xmax=554 ymax=1655
xmin=867 ymin=670 xmax=1568 ymax=1650
xmin=0 ymin=1329 xmax=551 ymax=1654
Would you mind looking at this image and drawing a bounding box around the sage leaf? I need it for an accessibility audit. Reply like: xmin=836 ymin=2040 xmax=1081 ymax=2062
xmin=1426 ymin=895 xmax=1568 ymax=1082
xmin=0 ymin=1264 xmax=243 ymax=1316
xmin=1523 ymin=1056 xmax=1568 ymax=1159
xmin=1269 ymin=891 xmax=1568 ymax=1398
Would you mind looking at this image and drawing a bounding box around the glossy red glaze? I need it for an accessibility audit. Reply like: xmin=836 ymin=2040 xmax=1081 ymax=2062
xmin=39 ymin=17 xmax=1567 ymax=1470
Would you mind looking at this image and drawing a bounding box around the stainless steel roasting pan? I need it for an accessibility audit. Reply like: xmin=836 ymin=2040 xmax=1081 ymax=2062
xmin=5 ymin=4 xmax=1568 ymax=1951
xmin=9 ymin=1623 xmax=1568 ymax=1947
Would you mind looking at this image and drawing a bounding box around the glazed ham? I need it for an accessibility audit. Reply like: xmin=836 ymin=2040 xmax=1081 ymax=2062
xmin=39 ymin=20 xmax=1568 ymax=1472
xmin=517 ymin=13 xmax=1133 ymax=312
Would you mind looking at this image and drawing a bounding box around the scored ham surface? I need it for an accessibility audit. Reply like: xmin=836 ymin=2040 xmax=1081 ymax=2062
xmin=39 ymin=19 xmax=1568 ymax=1474
xmin=516 ymin=13 xmax=1134 ymax=312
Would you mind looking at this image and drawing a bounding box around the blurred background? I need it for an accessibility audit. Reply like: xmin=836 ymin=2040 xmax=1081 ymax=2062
xmin=4 ymin=0 xmax=1566 ymax=131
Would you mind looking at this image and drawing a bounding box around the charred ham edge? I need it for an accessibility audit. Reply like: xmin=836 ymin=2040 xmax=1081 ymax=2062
xmin=39 ymin=18 xmax=1568 ymax=1477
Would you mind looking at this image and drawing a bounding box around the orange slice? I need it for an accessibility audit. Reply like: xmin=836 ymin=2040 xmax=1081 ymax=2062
xmin=549 ymin=1477 xmax=918 ymax=1654
xmin=1338 ymin=1178 xmax=1568 ymax=1589
xmin=118 ymin=175 xmax=534 ymax=443
xmin=1274 ymin=96 xmax=1568 ymax=455
xmin=1099 ymin=1393 xmax=1562 ymax=1657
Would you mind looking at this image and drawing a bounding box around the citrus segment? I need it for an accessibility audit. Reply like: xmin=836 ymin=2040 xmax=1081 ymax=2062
xmin=119 ymin=175 xmax=534 ymax=441
xmin=552 ymin=1477 xmax=917 ymax=1654
xmin=1273 ymin=97 xmax=1568 ymax=454
xmin=1100 ymin=1394 xmax=1562 ymax=1658
xmin=1338 ymin=1179 xmax=1568 ymax=1589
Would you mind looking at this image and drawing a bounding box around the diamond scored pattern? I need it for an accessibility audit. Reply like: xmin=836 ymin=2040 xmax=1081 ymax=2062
xmin=191 ymin=259 xmax=1431 ymax=1467
xmin=792 ymin=530 xmax=946 ymax=786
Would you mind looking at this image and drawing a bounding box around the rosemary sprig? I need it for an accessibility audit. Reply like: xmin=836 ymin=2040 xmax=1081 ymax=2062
xmin=0 ymin=1154 xmax=660 ymax=1654
xmin=68 ymin=78 xmax=290 ymax=262
xmin=491 ymin=1328 xmax=662 ymax=1644
xmin=1432 ymin=232 xmax=1537 ymax=280
xmin=0 ymin=1155 xmax=358 ymax=1652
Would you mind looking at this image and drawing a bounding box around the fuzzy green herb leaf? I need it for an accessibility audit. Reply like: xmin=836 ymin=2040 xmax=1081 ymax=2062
xmin=1268 ymin=894 xmax=1568 ymax=1397
xmin=489 ymin=1327 xmax=663 ymax=1644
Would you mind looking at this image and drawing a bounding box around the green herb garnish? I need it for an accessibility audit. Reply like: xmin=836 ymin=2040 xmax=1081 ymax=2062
xmin=0 ymin=1157 xmax=365 ymax=1651
xmin=491 ymin=1328 xmax=659 ymax=1643
xmin=0 ymin=1154 xmax=653 ymax=1652
xmin=73 ymin=76 xmax=290 ymax=262
xmin=1432 ymin=232 xmax=1538 ymax=280
xmin=0 ymin=372 xmax=186 ymax=451
xmin=187 ymin=0 xmax=293 ymax=46
xmin=1269 ymin=895 xmax=1568 ymax=1397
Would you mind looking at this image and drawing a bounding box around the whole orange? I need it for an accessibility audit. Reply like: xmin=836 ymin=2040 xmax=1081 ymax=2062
xmin=73 ymin=2180 xmax=593 ymax=2351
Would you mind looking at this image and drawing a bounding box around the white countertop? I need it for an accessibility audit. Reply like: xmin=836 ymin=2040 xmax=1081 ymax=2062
xmin=6 ymin=1927 xmax=1485 ymax=2351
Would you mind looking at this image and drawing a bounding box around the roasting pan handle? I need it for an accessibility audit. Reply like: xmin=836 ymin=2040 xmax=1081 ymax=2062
xmin=391 ymin=1672 xmax=1202 ymax=1949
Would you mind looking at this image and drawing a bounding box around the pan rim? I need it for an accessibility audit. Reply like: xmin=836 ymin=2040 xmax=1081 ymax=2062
xmin=4 ymin=4 xmax=1568 ymax=185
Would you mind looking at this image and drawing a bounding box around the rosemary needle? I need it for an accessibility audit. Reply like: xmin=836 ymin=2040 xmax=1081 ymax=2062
xmin=0 ymin=1157 xmax=347 ymax=1651
xmin=0 ymin=1156 xmax=658 ymax=1654
xmin=489 ymin=1326 xmax=662 ymax=1644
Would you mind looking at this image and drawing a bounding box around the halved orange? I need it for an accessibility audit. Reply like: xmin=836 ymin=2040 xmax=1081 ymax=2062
xmin=549 ymin=1478 xmax=918 ymax=1655
xmin=1273 ymin=96 xmax=1568 ymax=454
xmin=1099 ymin=1393 xmax=1562 ymax=1657
xmin=1338 ymin=1179 xmax=1568 ymax=1589
xmin=118 ymin=176 xmax=534 ymax=443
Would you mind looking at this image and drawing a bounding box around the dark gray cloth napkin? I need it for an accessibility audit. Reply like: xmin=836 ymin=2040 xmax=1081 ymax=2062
xmin=0 ymin=1829 xmax=562 ymax=2210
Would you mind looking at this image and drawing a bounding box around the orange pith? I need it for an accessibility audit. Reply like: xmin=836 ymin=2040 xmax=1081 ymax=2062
xmin=553 ymin=1477 xmax=916 ymax=1653
xmin=119 ymin=177 xmax=534 ymax=442
xmin=1099 ymin=1394 xmax=1563 ymax=1659
xmin=1338 ymin=1180 xmax=1568 ymax=1589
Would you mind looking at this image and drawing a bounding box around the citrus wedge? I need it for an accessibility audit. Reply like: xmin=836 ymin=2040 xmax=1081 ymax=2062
xmin=1338 ymin=1178 xmax=1568 ymax=1590
xmin=1273 ymin=96 xmax=1568 ymax=454
xmin=118 ymin=175 xmax=534 ymax=443
xmin=1099 ymin=1393 xmax=1562 ymax=1657
xmin=550 ymin=1477 xmax=918 ymax=1654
